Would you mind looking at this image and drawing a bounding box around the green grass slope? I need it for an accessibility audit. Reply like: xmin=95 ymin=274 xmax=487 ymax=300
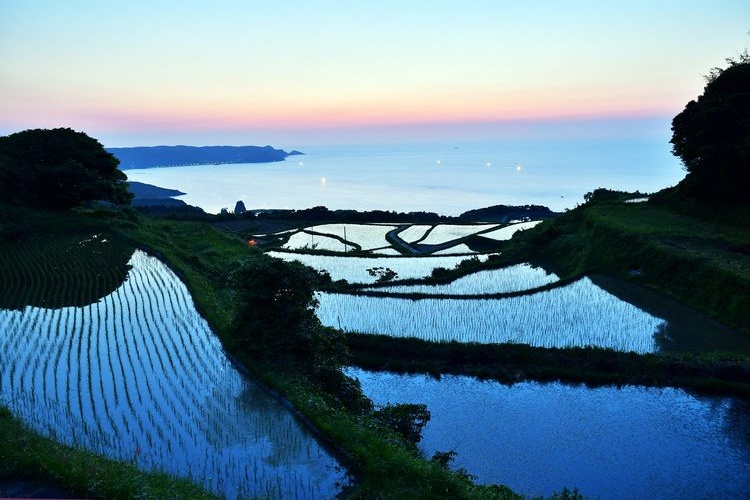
xmin=512 ymin=200 xmax=750 ymax=336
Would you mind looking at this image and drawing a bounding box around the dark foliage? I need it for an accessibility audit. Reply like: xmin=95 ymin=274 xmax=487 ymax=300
xmin=366 ymin=266 xmax=398 ymax=283
xmin=583 ymin=188 xmax=646 ymax=204
xmin=233 ymin=257 xmax=320 ymax=351
xmin=232 ymin=257 xmax=348 ymax=371
xmin=231 ymin=257 xmax=375 ymax=410
xmin=430 ymin=450 xmax=458 ymax=470
xmin=0 ymin=128 xmax=132 ymax=210
xmin=670 ymin=52 xmax=750 ymax=203
xmin=459 ymin=204 xmax=557 ymax=222
xmin=373 ymin=403 xmax=431 ymax=447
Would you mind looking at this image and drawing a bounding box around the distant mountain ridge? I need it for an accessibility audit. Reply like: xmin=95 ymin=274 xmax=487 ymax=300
xmin=126 ymin=181 xmax=190 ymax=209
xmin=108 ymin=145 xmax=303 ymax=170
xmin=459 ymin=204 xmax=558 ymax=222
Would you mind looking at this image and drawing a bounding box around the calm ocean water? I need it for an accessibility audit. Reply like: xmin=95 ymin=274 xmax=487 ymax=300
xmin=125 ymin=139 xmax=684 ymax=215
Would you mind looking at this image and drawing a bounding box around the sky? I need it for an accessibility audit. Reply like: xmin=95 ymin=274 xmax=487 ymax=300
xmin=1 ymin=0 xmax=748 ymax=147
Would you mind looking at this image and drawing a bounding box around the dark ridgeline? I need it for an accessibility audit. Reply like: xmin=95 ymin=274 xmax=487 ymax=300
xmin=458 ymin=204 xmax=557 ymax=222
xmin=108 ymin=145 xmax=303 ymax=170
xmin=127 ymin=181 xmax=185 ymax=199
xmin=126 ymin=181 xmax=191 ymax=209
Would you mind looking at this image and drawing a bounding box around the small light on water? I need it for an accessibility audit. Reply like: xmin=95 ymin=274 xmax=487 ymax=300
xmin=485 ymin=162 xmax=492 ymax=167
xmin=298 ymin=161 xmax=304 ymax=166
xmin=516 ymin=163 xmax=523 ymax=172
xmin=436 ymin=160 xmax=441 ymax=165
xmin=321 ymin=177 xmax=327 ymax=186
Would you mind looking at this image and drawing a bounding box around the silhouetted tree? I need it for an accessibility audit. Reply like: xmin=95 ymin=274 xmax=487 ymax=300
xmin=232 ymin=257 xmax=347 ymax=372
xmin=670 ymin=51 xmax=750 ymax=203
xmin=234 ymin=200 xmax=246 ymax=214
xmin=0 ymin=128 xmax=132 ymax=210
xmin=366 ymin=267 xmax=398 ymax=282
xmin=373 ymin=403 xmax=431 ymax=447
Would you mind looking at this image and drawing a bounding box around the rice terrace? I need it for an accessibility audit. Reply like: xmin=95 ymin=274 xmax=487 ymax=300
xmin=2 ymin=191 xmax=750 ymax=498
xmin=2 ymin=7 xmax=750 ymax=498
xmin=1 ymin=249 xmax=345 ymax=499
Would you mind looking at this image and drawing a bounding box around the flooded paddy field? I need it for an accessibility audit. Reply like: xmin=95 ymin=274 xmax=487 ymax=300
xmin=349 ymin=367 xmax=750 ymax=499
xmin=0 ymin=250 xmax=346 ymax=499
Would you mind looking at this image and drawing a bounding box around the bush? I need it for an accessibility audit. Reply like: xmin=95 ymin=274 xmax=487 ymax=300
xmin=374 ymin=403 xmax=431 ymax=447
xmin=232 ymin=257 xmax=349 ymax=374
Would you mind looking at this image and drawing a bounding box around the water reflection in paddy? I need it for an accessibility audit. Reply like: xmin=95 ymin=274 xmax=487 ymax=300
xmin=0 ymin=251 xmax=346 ymax=499
xmin=318 ymin=278 xmax=665 ymax=352
xmin=349 ymin=367 xmax=750 ymax=500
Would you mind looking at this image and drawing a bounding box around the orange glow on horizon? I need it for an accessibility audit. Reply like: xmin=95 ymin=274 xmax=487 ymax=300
xmin=65 ymin=89 xmax=680 ymax=135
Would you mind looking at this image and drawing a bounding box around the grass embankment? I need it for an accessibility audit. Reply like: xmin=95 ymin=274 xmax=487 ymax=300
xmin=0 ymin=408 xmax=219 ymax=500
xmin=511 ymin=201 xmax=750 ymax=335
xmin=347 ymin=335 xmax=750 ymax=398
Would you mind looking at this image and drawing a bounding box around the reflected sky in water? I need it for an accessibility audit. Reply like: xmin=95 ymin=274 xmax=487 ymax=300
xmin=0 ymin=251 xmax=346 ymax=499
xmin=125 ymin=139 xmax=683 ymax=215
xmin=350 ymin=367 xmax=750 ymax=500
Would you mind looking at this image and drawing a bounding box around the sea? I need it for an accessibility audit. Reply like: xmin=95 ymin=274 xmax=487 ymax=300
xmin=124 ymin=138 xmax=684 ymax=215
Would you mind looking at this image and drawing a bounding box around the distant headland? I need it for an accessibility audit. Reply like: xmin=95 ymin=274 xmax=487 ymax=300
xmin=108 ymin=145 xmax=304 ymax=170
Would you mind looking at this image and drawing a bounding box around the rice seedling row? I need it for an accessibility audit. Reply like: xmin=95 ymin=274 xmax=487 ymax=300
xmin=0 ymin=233 xmax=132 ymax=310
xmin=268 ymin=251 xmax=491 ymax=284
xmin=0 ymin=250 xmax=346 ymax=499
xmin=479 ymin=220 xmax=543 ymax=241
xmin=394 ymin=224 xmax=434 ymax=243
xmin=369 ymin=247 xmax=403 ymax=255
xmin=365 ymin=264 xmax=560 ymax=295
xmin=316 ymin=278 xmax=665 ymax=353
xmin=429 ymin=244 xmax=479 ymax=255
xmin=418 ymin=224 xmax=499 ymax=245
xmin=306 ymin=223 xmax=398 ymax=250
xmin=282 ymin=230 xmax=350 ymax=252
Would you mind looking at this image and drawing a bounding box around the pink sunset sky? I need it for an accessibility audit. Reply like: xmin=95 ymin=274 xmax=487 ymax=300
xmin=1 ymin=1 xmax=748 ymax=147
